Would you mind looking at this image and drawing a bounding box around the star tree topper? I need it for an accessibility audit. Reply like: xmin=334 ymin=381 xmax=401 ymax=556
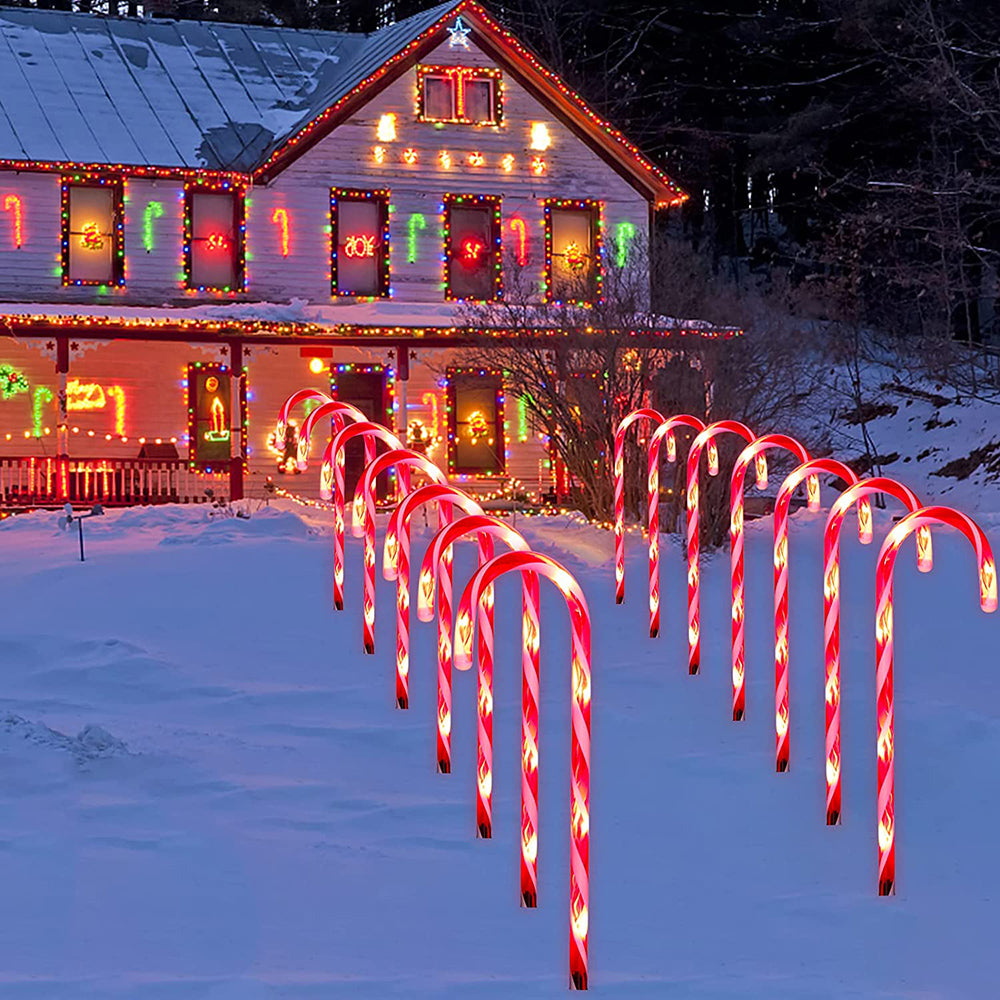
xmin=447 ymin=15 xmax=471 ymax=48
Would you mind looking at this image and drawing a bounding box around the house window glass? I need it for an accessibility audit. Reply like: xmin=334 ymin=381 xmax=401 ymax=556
xmin=332 ymin=190 xmax=389 ymax=298
xmin=189 ymin=191 xmax=241 ymax=290
xmin=424 ymin=75 xmax=454 ymax=119
xmin=65 ymin=183 xmax=120 ymax=285
xmin=445 ymin=196 xmax=500 ymax=301
xmin=448 ymin=370 xmax=504 ymax=475
xmin=465 ymin=78 xmax=494 ymax=122
xmin=546 ymin=202 xmax=601 ymax=303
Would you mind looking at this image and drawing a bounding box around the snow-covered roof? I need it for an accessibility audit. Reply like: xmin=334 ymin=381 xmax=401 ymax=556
xmin=0 ymin=2 xmax=457 ymax=172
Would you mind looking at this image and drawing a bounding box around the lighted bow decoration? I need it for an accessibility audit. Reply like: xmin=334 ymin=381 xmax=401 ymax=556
xmin=645 ymin=414 xmax=707 ymax=638
xmin=454 ymin=551 xmax=591 ymax=991
xmin=772 ymin=458 xmax=860 ymax=772
xmin=823 ymin=477 xmax=929 ymax=826
xmin=296 ymin=399 xmax=367 ymax=471
xmin=275 ymin=388 xmax=333 ymax=448
xmin=418 ymin=514 xmax=533 ymax=854
xmin=383 ymin=483 xmax=483 ymax=754
xmin=730 ymin=434 xmax=811 ymax=721
xmin=323 ymin=421 xmax=402 ymax=611
xmin=613 ymin=407 xmax=664 ymax=606
xmin=684 ymin=421 xmax=758 ymax=674
xmin=353 ymin=449 xmax=447 ymax=694
xmin=873 ymin=506 xmax=995 ymax=895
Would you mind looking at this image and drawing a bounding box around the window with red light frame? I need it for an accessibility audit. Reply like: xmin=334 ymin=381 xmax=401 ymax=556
xmin=445 ymin=195 xmax=501 ymax=301
xmin=447 ymin=369 xmax=505 ymax=475
xmin=417 ymin=66 xmax=502 ymax=125
xmin=187 ymin=190 xmax=244 ymax=291
xmin=331 ymin=189 xmax=390 ymax=298
xmin=545 ymin=201 xmax=602 ymax=304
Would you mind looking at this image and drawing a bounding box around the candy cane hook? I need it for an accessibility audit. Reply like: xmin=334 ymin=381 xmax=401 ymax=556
xmin=297 ymin=399 xmax=367 ymax=471
xmin=275 ymin=388 xmax=332 ymax=445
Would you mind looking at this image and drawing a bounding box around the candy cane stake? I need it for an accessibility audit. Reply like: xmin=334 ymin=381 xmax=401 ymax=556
xmin=275 ymin=388 xmax=332 ymax=445
xmin=685 ymin=421 xmax=757 ymax=674
xmin=823 ymin=478 xmax=929 ymax=825
xmin=613 ymin=408 xmax=664 ymax=605
xmin=384 ymin=485 xmax=484 ymax=770
xmin=296 ymin=399 xmax=367 ymax=471
xmin=730 ymin=434 xmax=811 ymax=720
xmin=772 ymin=458 xmax=859 ymax=772
xmin=454 ymin=551 xmax=591 ymax=990
xmin=354 ymin=449 xmax=447 ymax=703
xmin=874 ymin=506 xmax=995 ymax=895
xmin=324 ymin=422 xmax=402 ymax=611
xmin=644 ymin=414 xmax=706 ymax=638
xmin=419 ymin=515 xmax=534 ymax=863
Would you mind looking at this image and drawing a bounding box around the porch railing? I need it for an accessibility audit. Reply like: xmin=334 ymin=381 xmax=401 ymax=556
xmin=0 ymin=457 xmax=229 ymax=508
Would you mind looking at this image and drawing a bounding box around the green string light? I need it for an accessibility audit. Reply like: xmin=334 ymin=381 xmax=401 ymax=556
xmin=615 ymin=221 xmax=635 ymax=268
xmin=407 ymin=212 xmax=427 ymax=264
xmin=32 ymin=386 xmax=52 ymax=436
xmin=143 ymin=200 xmax=164 ymax=252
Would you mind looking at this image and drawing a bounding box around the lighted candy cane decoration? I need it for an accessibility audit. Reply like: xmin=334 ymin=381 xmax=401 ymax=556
xmin=730 ymin=434 xmax=811 ymax=720
xmin=772 ymin=458 xmax=860 ymax=772
xmin=384 ymin=484 xmax=484 ymax=770
xmin=296 ymin=399 xmax=368 ymax=471
xmin=613 ymin=407 xmax=664 ymax=606
xmin=685 ymin=421 xmax=757 ymax=674
xmin=271 ymin=207 xmax=290 ymax=256
xmin=645 ymin=414 xmax=706 ymax=638
xmin=823 ymin=478 xmax=929 ymax=825
xmin=454 ymin=551 xmax=591 ymax=990
xmin=419 ymin=515 xmax=534 ymax=861
xmin=324 ymin=421 xmax=402 ymax=611
xmin=4 ymin=194 xmax=23 ymax=247
xmin=275 ymin=388 xmax=332 ymax=446
xmin=508 ymin=217 xmax=528 ymax=265
xmin=874 ymin=506 xmax=995 ymax=895
xmin=354 ymin=449 xmax=446 ymax=701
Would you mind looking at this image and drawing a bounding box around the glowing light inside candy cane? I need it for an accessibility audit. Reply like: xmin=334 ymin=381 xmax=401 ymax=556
xmin=454 ymin=550 xmax=591 ymax=990
xmin=772 ymin=459 xmax=858 ymax=772
xmin=684 ymin=420 xmax=757 ymax=675
xmin=730 ymin=434 xmax=810 ymax=720
xmin=822 ymin=478 xmax=927 ymax=826
xmin=297 ymin=399 xmax=367 ymax=472
xmin=873 ymin=506 xmax=995 ymax=895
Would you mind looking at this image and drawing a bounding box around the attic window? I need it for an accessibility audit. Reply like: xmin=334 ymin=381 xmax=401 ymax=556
xmin=417 ymin=65 xmax=502 ymax=125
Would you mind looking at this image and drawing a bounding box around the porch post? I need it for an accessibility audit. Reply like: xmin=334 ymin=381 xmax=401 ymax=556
xmin=396 ymin=345 xmax=410 ymax=444
xmin=229 ymin=337 xmax=244 ymax=501
xmin=55 ymin=336 xmax=69 ymax=500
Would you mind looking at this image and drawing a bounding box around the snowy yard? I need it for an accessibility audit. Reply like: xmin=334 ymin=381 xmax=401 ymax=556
xmin=0 ymin=492 xmax=997 ymax=998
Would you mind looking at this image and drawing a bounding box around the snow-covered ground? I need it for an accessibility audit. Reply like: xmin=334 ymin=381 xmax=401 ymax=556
xmin=0 ymin=487 xmax=997 ymax=997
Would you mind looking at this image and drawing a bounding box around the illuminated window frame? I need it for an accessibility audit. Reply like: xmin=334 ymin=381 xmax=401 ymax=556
xmin=183 ymin=181 xmax=246 ymax=293
xmin=446 ymin=366 xmax=506 ymax=476
xmin=61 ymin=174 xmax=125 ymax=288
xmin=330 ymin=188 xmax=391 ymax=299
xmin=543 ymin=198 xmax=604 ymax=306
xmin=443 ymin=193 xmax=502 ymax=303
xmin=330 ymin=361 xmax=395 ymax=430
xmin=185 ymin=361 xmax=247 ymax=471
xmin=417 ymin=65 xmax=503 ymax=125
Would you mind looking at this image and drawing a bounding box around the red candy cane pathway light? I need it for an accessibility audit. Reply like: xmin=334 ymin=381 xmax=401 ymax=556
xmin=419 ymin=515 xmax=534 ymax=861
xmin=324 ymin=422 xmax=402 ymax=612
xmin=730 ymin=434 xmax=810 ymax=721
xmin=613 ymin=408 xmax=664 ymax=606
xmin=874 ymin=506 xmax=995 ymax=896
xmin=823 ymin=478 xmax=929 ymax=826
xmin=275 ymin=387 xmax=332 ymax=444
xmin=354 ymin=449 xmax=447 ymax=703
xmin=772 ymin=458 xmax=859 ymax=772
xmin=644 ymin=414 xmax=706 ymax=638
xmin=383 ymin=485 xmax=484 ymax=770
xmin=685 ymin=421 xmax=757 ymax=674
xmin=296 ymin=399 xmax=367 ymax=471
xmin=454 ymin=551 xmax=591 ymax=991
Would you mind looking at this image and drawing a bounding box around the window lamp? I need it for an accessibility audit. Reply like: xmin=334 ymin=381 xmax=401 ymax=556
xmin=62 ymin=178 xmax=123 ymax=286
xmin=447 ymin=368 xmax=505 ymax=475
xmin=444 ymin=194 xmax=501 ymax=302
xmin=331 ymin=189 xmax=390 ymax=298
xmin=186 ymin=187 xmax=244 ymax=291
xmin=544 ymin=199 xmax=602 ymax=305
xmin=417 ymin=66 xmax=502 ymax=125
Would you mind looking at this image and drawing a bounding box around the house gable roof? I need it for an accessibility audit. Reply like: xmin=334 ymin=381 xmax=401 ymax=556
xmin=0 ymin=1 xmax=686 ymax=204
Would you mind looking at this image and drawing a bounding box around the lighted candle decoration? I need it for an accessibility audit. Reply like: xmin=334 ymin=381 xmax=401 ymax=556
xmin=684 ymin=420 xmax=757 ymax=674
xmin=823 ymin=477 xmax=927 ymax=826
xmin=454 ymin=551 xmax=591 ymax=990
xmin=296 ymin=399 xmax=367 ymax=471
xmin=271 ymin=207 xmax=290 ymax=256
xmin=386 ymin=488 xmax=485 ymax=772
xmin=613 ymin=407 xmax=664 ymax=605
xmin=353 ymin=448 xmax=447 ymax=698
xmin=873 ymin=506 xmax=995 ymax=895
xmin=645 ymin=414 xmax=706 ymax=638
xmin=324 ymin=421 xmax=401 ymax=611
xmin=3 ymin=194 xmax=22 ymax=247
xmin=419 ymin=514 xmax=534 ymax=852
xmin=729 ymin=434 xmax=810 ymax=720
xmin=275 ymin=388 xmax=332 ymax=449
xmin=772 ymin=458 xmax=859 ymax=772
xmin=376 ymin=112 xmax=397 ymax=142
